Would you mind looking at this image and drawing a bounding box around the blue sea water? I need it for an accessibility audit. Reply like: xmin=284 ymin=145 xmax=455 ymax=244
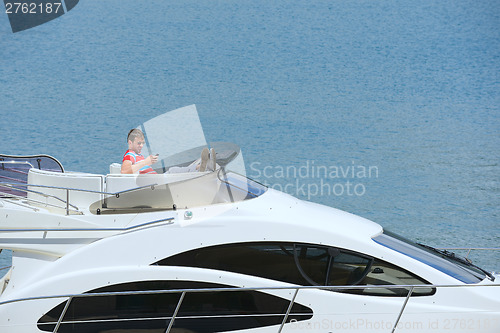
xmin=0 ymin=1 xmax=499 ymax=272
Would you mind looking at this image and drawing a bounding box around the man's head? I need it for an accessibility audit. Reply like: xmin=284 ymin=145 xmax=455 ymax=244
xmin=127 ymin=129 xmax=145 ymax=154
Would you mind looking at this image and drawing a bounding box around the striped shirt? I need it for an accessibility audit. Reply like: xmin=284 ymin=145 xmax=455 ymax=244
xmin=122 ymin=150 xmax=156 ymax=174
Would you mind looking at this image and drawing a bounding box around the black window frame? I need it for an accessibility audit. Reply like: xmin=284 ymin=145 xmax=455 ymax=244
xmin=155 ymin=242 xmax=436 ymax=297
xmin=37 ymin=280 xmax=312 ymax=333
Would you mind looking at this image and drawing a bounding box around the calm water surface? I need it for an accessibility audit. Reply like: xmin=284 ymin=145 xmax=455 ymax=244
xmin=0 ymin=0 xmax=499 ymax=271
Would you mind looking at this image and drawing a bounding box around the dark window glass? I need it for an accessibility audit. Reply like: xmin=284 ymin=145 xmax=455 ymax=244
xmin=325 ymin=251 xmax=372 ymax=286
xmin=158 ymin=243 xmax=309 ymax=286
xmin=156 ymin=242 xmax=435 ymax=297
xmin=37 ymin=280 xmax=312 ymax=333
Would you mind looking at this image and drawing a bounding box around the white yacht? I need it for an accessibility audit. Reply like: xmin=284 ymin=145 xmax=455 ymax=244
xmin=0 ymin=106 xmax=499 ymax=333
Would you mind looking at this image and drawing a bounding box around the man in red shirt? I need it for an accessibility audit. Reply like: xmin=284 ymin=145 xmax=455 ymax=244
xmin=121 ymin=129 xmax=213 ymax=174
xmin=121 ymin=129 xmax=158 ymax=174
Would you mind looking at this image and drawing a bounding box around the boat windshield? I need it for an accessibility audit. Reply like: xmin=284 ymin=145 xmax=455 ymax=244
xmin=88 ymin=104 xmax=265 ymax=214
xmin=134 ymin=105 xmax=246 ymax=176
xmin=0 ymin=154 xmax=64 ymax=198
xmin=373 ymin=230 xmax=490 ymax=284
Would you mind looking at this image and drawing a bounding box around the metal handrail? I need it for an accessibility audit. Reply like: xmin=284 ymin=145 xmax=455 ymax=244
xmin=165 ymin=291 xmax=185 ymax=332
xmin=1 ymin=170 xmax=266 ymax=214
xmin=391 ymin=286 xmax=414 ymax=333
xmin=278 ymin=288 xmax=299 ymax=333
xmin=0 ymin=160 xmax=34 ymax=168
xmin=0 ymin=192 xmax=43 ymax=212
xmin=1 ymin=283 xmax=498 ymax=332
xmin=0 ymin=184 xmax=80 ymax=213
xmin=0 ymin=182 xmax=158 ymax=197
xmin=0 ymin=182 xmax=158 ymax=215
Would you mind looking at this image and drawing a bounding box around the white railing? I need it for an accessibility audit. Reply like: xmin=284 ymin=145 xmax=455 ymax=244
xmin=0 ymin=182 xmax=159 ymax=215
xmin=0 ymin=283 xmax=499 ymax=333
xmin=0 ymin=169 xmax=263 ymax=216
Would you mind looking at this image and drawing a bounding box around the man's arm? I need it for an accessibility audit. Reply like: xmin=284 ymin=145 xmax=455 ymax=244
xmin=121 ymin=155 xmax=158 ymax=174
xmin=121 ymin=160 xmax=134 ymax=174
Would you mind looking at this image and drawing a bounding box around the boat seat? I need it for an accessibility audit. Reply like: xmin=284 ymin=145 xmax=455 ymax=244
xmin=109 ymin=163 xmax=122 ymax=174
xmin=27 ymin=169 xmax=104 ymax=213
xmin=102 ymin=172 xmax=220 ymax=212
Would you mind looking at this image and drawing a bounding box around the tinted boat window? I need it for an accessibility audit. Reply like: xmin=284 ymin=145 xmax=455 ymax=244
xmin=159 ymin=243 xmax=310 ymax=286
xmin=325 ymin=251 xmax=372 ymax=286
xmin=37 ymin=280 xmax=312 ymax=333
xmin=373 ymin=231 xmax=485 ymax=284
xmin=155 ymin=242 xmax=434 ymax=297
